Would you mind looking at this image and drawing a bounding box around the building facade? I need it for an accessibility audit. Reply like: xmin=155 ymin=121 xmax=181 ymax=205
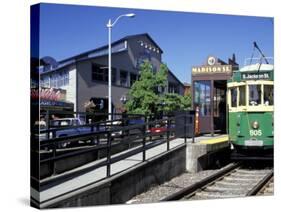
xmin=40 ymin=33 xmax=184 ymax=113
xmin=183 ymin=83 xmax=191 ymax=96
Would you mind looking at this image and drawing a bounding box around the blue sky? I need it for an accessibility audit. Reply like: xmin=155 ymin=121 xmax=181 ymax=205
xmin=39 ymin=3 xmax=274 ymax=83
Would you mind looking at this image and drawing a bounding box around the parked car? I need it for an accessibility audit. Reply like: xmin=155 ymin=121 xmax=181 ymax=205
xmin=147 ymin=121 xmax=175 ymax=135
xmin=33 ymin=121 xmax=48 ymax=142
xmin=41 ymin=118 xmax=106 ymax=148
xmin=148 ymin=125 xmax=168 ymax=134
xmin=128 ymin=119 xmax=145 ymax=125
xmin=105 ymin=120 xmax=123 ymax=136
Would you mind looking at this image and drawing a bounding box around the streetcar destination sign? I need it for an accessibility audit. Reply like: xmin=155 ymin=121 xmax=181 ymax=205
xmin=241 ymin=72 xmax=270 ymax=80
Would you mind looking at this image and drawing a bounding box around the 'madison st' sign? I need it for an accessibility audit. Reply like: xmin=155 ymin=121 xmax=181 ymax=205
xmin=192 ymin=56 xmax=232 ymax=75
xmin=192 ymin=65 xmax=232 ymax=74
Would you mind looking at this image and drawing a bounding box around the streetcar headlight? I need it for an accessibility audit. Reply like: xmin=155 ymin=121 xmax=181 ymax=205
xmin=252 ymin=121 xmax=259 ymax=129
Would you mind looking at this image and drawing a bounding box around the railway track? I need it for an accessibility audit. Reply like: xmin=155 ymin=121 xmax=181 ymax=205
xmin=161 ymin=162 xmax=273 ymax=201
xmin=256 ymin=176 xmax=274 ymax=196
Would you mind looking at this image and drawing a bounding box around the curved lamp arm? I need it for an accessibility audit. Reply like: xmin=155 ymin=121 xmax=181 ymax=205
xmin=107 ymin=13 xmax=135 ymax=28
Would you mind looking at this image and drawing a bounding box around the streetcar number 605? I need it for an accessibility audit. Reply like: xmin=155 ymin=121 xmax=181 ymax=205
xmin=249 ymin=130 xmax=262 ymax=136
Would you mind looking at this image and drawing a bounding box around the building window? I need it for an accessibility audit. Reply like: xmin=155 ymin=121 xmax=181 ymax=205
xmin=92 ymin=64 xmax=104 ymax=81
xmin=130 ymin=73 xmax=137 ymax=87
xmin=194 ymin=81 xmax=211 ymax=116
xmin=120 ymin=71 xmax=128 ymax=87
xmin=104 ymin=68 xmax=116 ymax=84
xmin=40 ymin=71 xmax=69 ymax=88
xmin=92 ymin=64 xmax=116 ymax=84
xmin=56 ymin=73 xmax=61 ymax=87
xmin=112 ymin=68 xmax=116 ymax=84
xmin=63 ymin=71 xmax=69 ymax=86
xmin=136 ymin=50 xmax=151 ymax=69
xmin=40 ymin=77 xmax=50 ymax=88
xmin=50 ymin=75 xmax=56 ymax=88
xmin=168 ymin=83 xmax=179 ymax=94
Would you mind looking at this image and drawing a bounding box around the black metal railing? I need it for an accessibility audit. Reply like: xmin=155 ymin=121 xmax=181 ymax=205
xmin=33 ymin=110 xmax=195 ymax=190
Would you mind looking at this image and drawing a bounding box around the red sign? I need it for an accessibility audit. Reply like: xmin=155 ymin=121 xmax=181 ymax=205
xmin=31 ymin=87 xmax=66 ymax=101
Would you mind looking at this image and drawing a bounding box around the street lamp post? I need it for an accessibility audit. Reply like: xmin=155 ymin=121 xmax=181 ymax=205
xmin=106 ymin=13 xmax=135 ymax=121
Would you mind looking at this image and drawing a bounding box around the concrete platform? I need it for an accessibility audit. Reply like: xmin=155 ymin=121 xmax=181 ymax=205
xmin=186 ymin=134 xmax=230 ymax=173
xmin=32 ymin=138 xmax=186 ymax=205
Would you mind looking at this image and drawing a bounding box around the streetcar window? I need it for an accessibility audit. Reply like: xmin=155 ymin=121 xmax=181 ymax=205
xmin=249 ymin=85 xmax=261 ymax=106
xmin=264 ymin=85 xmax=274 ymax=106
xmin=239 ymin=86 xmax=246 ymax=106
xmin=230 ymin=88 xmax=237 ymax=107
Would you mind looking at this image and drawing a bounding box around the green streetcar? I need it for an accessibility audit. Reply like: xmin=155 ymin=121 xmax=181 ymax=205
xmin=227 ymin=48 xmax=273 ymax=159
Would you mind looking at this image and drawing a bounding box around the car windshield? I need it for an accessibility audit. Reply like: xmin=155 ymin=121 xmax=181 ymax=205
xmin=34 ymin=121 xmax=46 ymax=131
xmin=50 ymin=120 xmax=72 ymax=127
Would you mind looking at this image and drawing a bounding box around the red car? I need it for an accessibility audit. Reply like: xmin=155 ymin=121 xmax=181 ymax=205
xmin=148 ymin=124 xmax=168 ymax=134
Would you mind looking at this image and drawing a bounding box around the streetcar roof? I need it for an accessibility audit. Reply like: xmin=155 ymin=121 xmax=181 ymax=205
xmin=240 ymin=63 xmax=274 ymax=72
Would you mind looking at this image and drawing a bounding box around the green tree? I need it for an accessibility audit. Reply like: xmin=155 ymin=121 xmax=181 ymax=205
xmin=125 ymin=61 xmax=191 ymax=115
xmin=125 ymin=61 xmax=158 ymax=115
xmin=182 ymin=93 xmax=192 ymax=108
xmin=157 ymin=93 xmax=192 ymax=114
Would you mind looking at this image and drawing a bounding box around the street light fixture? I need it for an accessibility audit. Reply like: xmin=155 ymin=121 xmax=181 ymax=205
xmin=106 ymin=13 xmax=135 ymax=121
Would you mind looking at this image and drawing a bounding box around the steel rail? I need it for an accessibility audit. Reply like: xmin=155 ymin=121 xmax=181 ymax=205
xmin=160 ymin=162 xmax=241 ymax=201
xmin=246 ymin=170 xmax=274 ymax=196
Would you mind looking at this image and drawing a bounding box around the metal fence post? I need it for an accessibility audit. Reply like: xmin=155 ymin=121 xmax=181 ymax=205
xmin=192 ymin=113 xmax=195 ymax=143
xmin=184 ymin=114 xmax=187 ymax=144
xmin=106 ymin=131 xmax=112 ymax=177
xmin=226 ymin=104 xmax=229 ymax=135
xmin=149 ymin=115 xmax=152 ymax=142
xmin=51 ymin=130 xmax=57 ymax=175
xmin=167 ymin=119 xmax=170 ymax=151
xmin=142 ymin=116 xmax=147 ymax=161
xmin=90 ymin=122 xmax=94 ymax=145
xmin=46 ymin=110 xmax=50 ymax=140
xmin=97 ymin=123 xmax=100 ymax=145
xmin=121 ymin=114 xmax=125 ymax=139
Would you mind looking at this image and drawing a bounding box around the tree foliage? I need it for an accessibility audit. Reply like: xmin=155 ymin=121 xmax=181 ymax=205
xmin=125 ymin=61 xmax=191 ymax=115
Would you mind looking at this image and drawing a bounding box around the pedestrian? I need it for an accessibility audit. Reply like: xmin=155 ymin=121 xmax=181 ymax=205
xmin=51 ymin=114 xmax=59 ymax=120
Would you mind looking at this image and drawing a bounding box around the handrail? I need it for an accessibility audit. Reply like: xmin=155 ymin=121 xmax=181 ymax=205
xmin=40 ymin=110 xmax=147 ymax=117
xmin=38 ymin=115 xmax=189 ymax=135
xmin=35 ymin=112 xmax=195 ymax=189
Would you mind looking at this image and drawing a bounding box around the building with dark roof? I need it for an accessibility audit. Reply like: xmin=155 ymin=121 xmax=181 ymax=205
xmin=40 ymin=33 xmax=184 ymax=112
